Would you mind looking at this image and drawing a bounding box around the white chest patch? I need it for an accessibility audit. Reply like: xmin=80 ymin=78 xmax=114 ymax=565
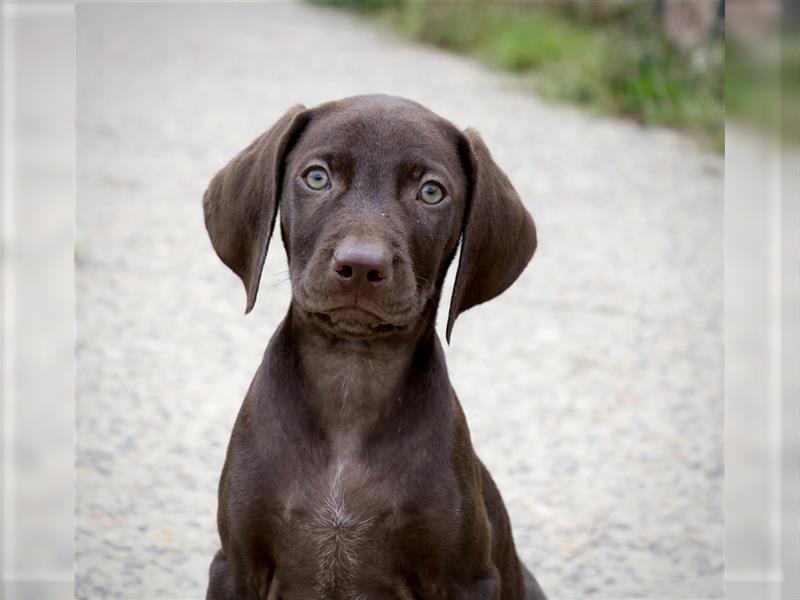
xmin=304 ymin=463 xmax=374 ymax=599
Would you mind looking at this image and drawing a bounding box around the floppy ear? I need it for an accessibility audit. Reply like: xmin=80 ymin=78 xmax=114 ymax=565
xmin=203 ymin=105 xmax=308 ymax=313
xmin=446 ymin=128 xmax=537 ymax=342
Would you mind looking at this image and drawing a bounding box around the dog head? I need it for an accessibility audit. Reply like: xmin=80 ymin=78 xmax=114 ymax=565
xmin=203 ymin=95 xmax=536 ymax=342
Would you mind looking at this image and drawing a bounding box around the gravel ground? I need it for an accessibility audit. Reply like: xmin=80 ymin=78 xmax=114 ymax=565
xmin=76 ymin=3 xmax=724 ymax=599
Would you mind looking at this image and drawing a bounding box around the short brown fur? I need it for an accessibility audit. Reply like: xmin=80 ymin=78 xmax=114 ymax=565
xmin=204 ymin=95 xmax=545 ymax=600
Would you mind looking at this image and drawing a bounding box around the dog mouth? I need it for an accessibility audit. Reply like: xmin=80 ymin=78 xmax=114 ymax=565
xmin=306 ymin=306 xmax=408 ymax=339
xmin=295 ymin=280 xmax=424 ymax=339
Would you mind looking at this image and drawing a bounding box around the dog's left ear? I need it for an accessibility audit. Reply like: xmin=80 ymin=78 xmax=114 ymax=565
xmin=446 ymin=128 xmax=537 ymax=342
xmin=203 ymin=104 xmax=309 ymax=313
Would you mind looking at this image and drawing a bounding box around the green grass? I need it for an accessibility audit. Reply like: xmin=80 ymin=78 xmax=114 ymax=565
xmin=725 ymin=32 xmax=800 ymax=146
xmin=311 ymin=0 xmax=724 ymax=150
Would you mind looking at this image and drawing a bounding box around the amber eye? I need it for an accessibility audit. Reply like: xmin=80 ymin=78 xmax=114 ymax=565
xmin=304 ymin=167 xmax=330 ymax=190
xmin=419 ymin=181 xmax=445 ymax=205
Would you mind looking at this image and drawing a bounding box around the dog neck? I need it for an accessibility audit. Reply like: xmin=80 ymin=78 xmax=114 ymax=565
xmin=284 ymin=301 xmax=441 ymax=437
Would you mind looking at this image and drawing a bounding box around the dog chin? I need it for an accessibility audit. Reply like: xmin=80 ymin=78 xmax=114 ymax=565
xmin=305 ymin=307 xmax=412 ymax=340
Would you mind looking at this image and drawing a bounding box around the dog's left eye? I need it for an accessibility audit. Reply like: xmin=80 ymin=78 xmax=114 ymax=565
xmin=419 ymin=181 xmax=445 ymax=205
xmin=304 ymin=167 xmax=330 ymax=190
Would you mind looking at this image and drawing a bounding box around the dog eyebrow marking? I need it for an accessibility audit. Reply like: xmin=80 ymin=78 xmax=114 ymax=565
xmin=305 ymin=462 xmax=375 ymax=599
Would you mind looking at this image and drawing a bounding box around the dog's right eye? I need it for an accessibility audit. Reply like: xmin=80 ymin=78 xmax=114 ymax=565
xmin=303 ymin=167 xmax=330 ymax=190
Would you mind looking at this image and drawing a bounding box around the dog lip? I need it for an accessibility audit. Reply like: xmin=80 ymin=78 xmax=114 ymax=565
xmin=293 ymin=284 xmax=418 ymax=333
xmin=326 ymin=305 xmax=388 ymax=322
xmin=306 ymin=308 xmax=406 ymax=339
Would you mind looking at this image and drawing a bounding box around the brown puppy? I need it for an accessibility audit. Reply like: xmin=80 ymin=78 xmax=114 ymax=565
xmin=203 ymin=95 xmax=546 ymax=600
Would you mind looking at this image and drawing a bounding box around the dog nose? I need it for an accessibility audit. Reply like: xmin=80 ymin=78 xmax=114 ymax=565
xmin=333 ymin=242 xmax=390 ymax=288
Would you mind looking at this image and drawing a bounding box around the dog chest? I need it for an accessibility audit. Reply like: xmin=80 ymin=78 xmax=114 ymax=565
xmin=271 ymin=456 xmax=456 ymax=600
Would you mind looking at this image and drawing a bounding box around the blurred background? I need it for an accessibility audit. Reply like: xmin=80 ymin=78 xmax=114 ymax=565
xmin=315 ymin=0 xmax=726 ymax=150
xmin=1 ymin=1 xmax=797 ymax=599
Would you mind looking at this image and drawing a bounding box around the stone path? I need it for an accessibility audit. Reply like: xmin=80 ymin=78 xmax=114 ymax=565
xmin=76 ymin=3 xmax=724 ymax=598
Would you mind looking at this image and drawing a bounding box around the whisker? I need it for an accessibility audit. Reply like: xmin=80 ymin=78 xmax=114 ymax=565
xmin=269 ymin=270 xmax=292 ymax=287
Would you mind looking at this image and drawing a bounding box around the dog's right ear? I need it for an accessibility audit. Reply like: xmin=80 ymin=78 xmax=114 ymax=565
xmin=203 ymin=104 xmax=309 ymax=313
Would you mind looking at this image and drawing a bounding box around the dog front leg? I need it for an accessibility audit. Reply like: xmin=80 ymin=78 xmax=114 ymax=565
xmin=206 ymin=549 xmax=240 ymax=600
xmin=421 ymin=576 xmax=497 ymax=600
xmin=207 ymin=549 xmax=279 ymax=600
xmin=465 ymin=576 xmax=500 ymax=600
